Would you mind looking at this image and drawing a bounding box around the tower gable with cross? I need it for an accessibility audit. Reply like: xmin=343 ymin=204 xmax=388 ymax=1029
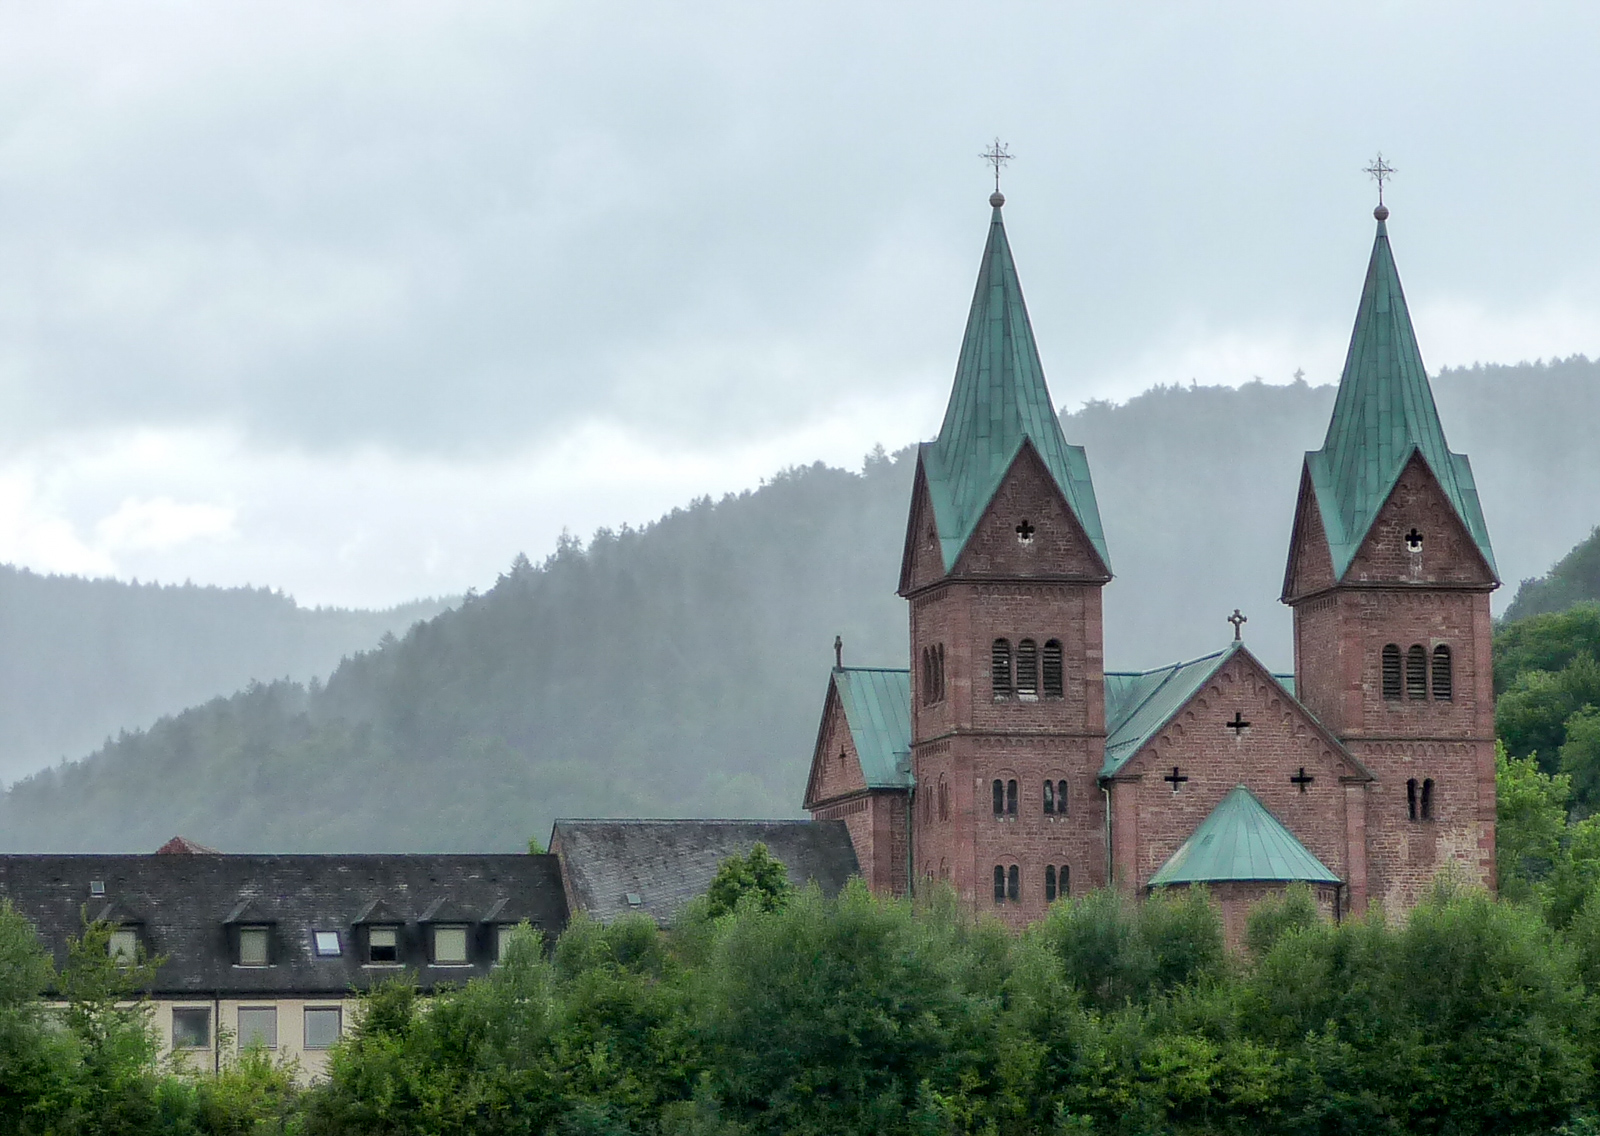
xmin=1280 ymin=184 xmax=1500 ymax=916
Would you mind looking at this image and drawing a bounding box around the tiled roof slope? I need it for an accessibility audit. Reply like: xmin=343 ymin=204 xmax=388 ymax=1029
xmin=1304 ymin=213 xmax=1497 ymax=582
xmin=1148 ymin=785 xmax=1340 ymax=887
xmin=1101 ymin=644 xmax=1301 ymax=778
xmin=833 ymin=667 xmax=912 ymax=789
xmin=920 ymin=201 xmax=1110 ymax=574
xmin=0 ymin=854 xmax=568 ymax=996
xmin=550 ymin=819 xmax=859 ymax=926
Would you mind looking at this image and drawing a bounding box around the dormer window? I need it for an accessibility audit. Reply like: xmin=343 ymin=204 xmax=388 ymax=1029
xmin=237 ymin=926 xmax=270 ymax=968
xmin=431 ymin=925 xmax=469 ymax=966
xmin=367 ymin=926 xmax=400 ymax=964
xmin=108 ymin=928 xmax=138 ymax=963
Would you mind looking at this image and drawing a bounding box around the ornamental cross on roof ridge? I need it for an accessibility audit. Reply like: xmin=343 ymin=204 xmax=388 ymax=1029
xmin=980 ymin=138 xmax=1013 ymax=192
xmin=1364 ymin=152 xmax=1395 ymax=205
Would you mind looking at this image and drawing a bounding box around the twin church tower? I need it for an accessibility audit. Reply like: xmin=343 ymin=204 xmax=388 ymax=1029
xmin=804 ymin=188 xmax=1498 ymax=930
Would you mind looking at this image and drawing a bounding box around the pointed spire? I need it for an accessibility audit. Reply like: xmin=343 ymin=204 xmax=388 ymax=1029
xmin=1304 ymin=208 xmax=1497 ymax=580
xmin=919 ymin=197 xmax=1110 ymax=572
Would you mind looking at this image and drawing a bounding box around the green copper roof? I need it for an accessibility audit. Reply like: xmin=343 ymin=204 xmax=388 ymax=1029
xmin=921 ymin=204 xmax=1110 ymax=574
xmin=832 ymin=667 xmax=912 ymax=790
xmin=1305 ymin=214 xmax=1497 ymax=582
xmin=1148 ymin=785 xmax=1340 ymax=887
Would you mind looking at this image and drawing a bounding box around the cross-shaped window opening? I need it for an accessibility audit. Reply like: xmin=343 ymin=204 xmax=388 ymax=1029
xmin=1290 ymin=767 xmax=1315 ymax=793
xmin=1405 ymin=528 xmax=1424 ymax=552
xmin=1226 ymin=711 xmax=1251 ymax=736
xmin=1163 ymin=767 xmax=1188 ymax=793
xmin=1015 ymin=519 xmax=1035 ymax=544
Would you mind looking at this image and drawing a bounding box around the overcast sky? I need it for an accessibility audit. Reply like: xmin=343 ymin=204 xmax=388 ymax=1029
xmin=1 ymin=2 xmax=1597 ymax=608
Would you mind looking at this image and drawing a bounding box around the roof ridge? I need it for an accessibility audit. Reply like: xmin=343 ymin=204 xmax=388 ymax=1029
xmin=1104 ymin=644 xmax=1234 ymax=679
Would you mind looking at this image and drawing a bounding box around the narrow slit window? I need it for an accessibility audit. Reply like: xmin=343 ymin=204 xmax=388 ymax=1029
xmin=1043 ymin=780 xmax=1055 ymax=815
xmin=1406 ymin=645 xmax=1428 ymax=700
xmin=1006 ymin=779 xmax=1018 ymax=816
xmin=1421 ymin=778 xmax=1434 ymax=821
xmin=1382 ymin=645 xmax=1402 ymax=701
xmin=1407 ymin=778 xmax=1418 ymax=822
xmin=993 ymin=866 xmax=1005 ymax=904
xmin=1007 ymin=865 xmax=1019 ymax=902
xmin=1045 ymin=865 xmax=1057 ymax=903
xmin=1059 ymin=865 xmax=1070 ymax=898
xmin=1432 ymin=646 xmax=1452 ymax=701
xmin=1043 ymin=639 xmax=1064 ymax=698
xmin=1057 ymin=780 xmax=1068 ymax=816
xmin=936 ymin=644 xmax=945 ymax=702
xmin=992 ymin=779 xmax=1004 ymax=816
xmin=1016 ymin=639 xmax=1039 ymax=697
xmin=938 ymin=776 xmax=949 ymax=822
xmin=992 ymin=639 xmax=1013 ymax=700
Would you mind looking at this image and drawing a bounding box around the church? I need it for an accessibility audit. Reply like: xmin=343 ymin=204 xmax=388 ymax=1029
xmin=803 ymin=187 xmax=1499 ymax=936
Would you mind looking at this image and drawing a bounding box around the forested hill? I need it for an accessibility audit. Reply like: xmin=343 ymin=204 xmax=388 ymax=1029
xmin=0 ymin=569 xmax=449 ymax=783
xmin=2 ymin=356 xmax=1599 ymax=852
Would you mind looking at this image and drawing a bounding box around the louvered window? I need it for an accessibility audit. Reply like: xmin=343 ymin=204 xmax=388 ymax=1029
xmin=1407 ymin=645 xmax=1428 ymax=700
xmin=1016 ymin=639 xmax=1039 ymax=697
xmin=1043 ymin=640 xmax=1064 ymax=698
xmin=992 ymin=639 xmax=1012 ymax=699
xmin=1432 ymin=646 xmax=1452 ymax=701
xmin=1382 ymin=645 xmax=1402 ymax=701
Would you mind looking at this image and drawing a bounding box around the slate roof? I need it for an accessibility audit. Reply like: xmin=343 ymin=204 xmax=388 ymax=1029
xmin=550 ymin=819 xmax=859 ymax=926
xmin=832 ymin=667 xmax=913 ymax=790
xmin=919 ymin=199 xmax=1110 ymax=574
xmin=1302 ymin=211 xmax=1497 ymax=582
xmin=1148 ymin=785 xmax=1341 ymax=887
xmin=1102 ymin=644 xmax=1307 ymax=778
xmin=0 ymin=854 xmax=567 ymax=996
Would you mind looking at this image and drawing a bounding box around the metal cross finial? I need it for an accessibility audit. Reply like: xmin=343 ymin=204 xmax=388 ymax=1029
xmin=1228 ymin=609 xmax=1247 ymax=641
xmin=1364 ymin=152 xmax=1396 ymax=206
xmin=980 ymin=138 xmax=1013 ymax=193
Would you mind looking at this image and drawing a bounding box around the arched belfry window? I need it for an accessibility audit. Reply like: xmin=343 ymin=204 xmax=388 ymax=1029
xmin=993 ymin=866 xmax=1005 ymax=904
xmin=992 ymin=639 xmax=1013 ymax=700
xmin=1045 ymin=865 xmax=1058 ymax=902
xmin=1007 ymin=865 xmax=1019 ymax=901
xmin=1421 ymin=778 xmax=1435 ymax=821
xmin=992 ymin=779 xmax=1004 ymax=816
xmin=1382 ymin=645 xmax=1402 ymax=701
xmin=1407 ymin=778 xmax=1419 ymax=821
xmin=1432 ymin=645 xmax=1452 ymax=701
xmin=1043 ymin=640 xmax=1064 ymax=698
xmin=1057 ymin=779 xmax=1068 ymax=816
xmin=937 ymin=775 xmax=949 ymax=822
xmin=1006 ymin=779 xmax=1018 ymax=816
xmin=1016 ymin=639 xmax=1039 ymax=698
xmin=1406 ymin=645 xmax=1428 ymax=700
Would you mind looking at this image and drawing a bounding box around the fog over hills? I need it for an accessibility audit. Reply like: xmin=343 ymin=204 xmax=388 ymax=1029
xmin=0 ymin=572 xmax=450 ymax=784
xmin=0 ymin=358 xmax=1595 ymax=852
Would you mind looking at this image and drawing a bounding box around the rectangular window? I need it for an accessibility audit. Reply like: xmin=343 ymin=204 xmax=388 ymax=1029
xmin=367 ymin=926 xmax=399 ymax=964
xmin=108 ymin=928 xmax=138 ymax=963
xmin=313 ymin=931 xmax=341 ymax=957
xmin=432 ymin=925 xmax=469 ymax=965
xmin=303 ymin=1007 xmax=342 ymax=1050
xmin=237 ymin=926 xmax=269 ymax=967
xmin=172 ymin=1007 xmax=210 ymax=1049
xmin=495 ymin=924 xmax=522 ymax=963
xmin=237 ymin=1007 xmax=277 ymax=1050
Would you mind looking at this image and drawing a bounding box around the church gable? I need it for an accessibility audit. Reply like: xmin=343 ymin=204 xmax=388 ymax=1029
xmin=1282 ymin=466 xmax=1337 ymax=601
xmin=1343 ymin=451 xmax=1497 ymax=587
xmin=950 ymin=441 xmax=1109 ymax=581
xmin=804 ymin=683 xmax=868 ymax=810
xmin=898 ymin=459 xmax=948 ymax=596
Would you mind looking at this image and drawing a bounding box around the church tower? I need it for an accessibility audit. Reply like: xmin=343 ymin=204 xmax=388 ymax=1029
xmin=900 ymin=192 xmax=1112 ymax=927
xmin=1282 ymin=201 xmax=1499 ymax=916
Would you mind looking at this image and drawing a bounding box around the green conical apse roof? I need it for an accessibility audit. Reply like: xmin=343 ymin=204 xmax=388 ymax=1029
xmin=920 ymin=201 xmax=1110 ymax=573
xmin=1304 ymin=212 xmax=1497 ymax=581
xmin=1148 ymin=785 xmax=1340 ymax=888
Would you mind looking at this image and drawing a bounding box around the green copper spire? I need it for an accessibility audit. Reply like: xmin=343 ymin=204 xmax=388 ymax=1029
xmin=1303 ymin=209 xmax=1497 ymax=581
xmin=920 ymin=198 xmax=1110 ymax=573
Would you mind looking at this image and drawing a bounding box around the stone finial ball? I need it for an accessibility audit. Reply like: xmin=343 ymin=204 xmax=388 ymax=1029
xmin=990 ymin=191 xmax=1005 ymax=208
xmin=1374 ymin=203 xmax=1390 ymax=221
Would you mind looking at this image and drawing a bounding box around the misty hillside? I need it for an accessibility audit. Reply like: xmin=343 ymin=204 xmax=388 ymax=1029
xmin=2 ymin=357 xmax=1599 ymax=852
xmin=0 ymin=569 xmax=451 ymax=783
xmin=1504 ymin=526 xmax=1600 ymax=621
